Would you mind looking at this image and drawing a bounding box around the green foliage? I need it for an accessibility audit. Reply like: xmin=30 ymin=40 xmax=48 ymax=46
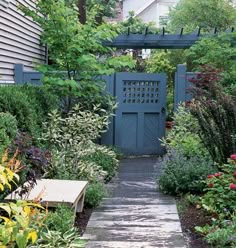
xmin=196 ymin=215 xmax=236 ymax=247
xmin=84 ymin=182 xmax=106 ymax=208
xmin=120 ymin=11 xmax=158 ymax=34
xmin=0 ymin=112 xmax=17 ymax=156
xmin=200 ymin=161 xmax=236 ymax=216
xmin=189 ymin=67 xmax=236 ymax=164
xmin=30 ymin=228 xmax=85 ymax=248
xmin=20 ymin=0 xmax=135 ymax=112
xmin=146 ymin=51 xmax=176 ymax=116
xmin=185 ymin=33 xmax=236 ymax=87
xmin=81 ymin=146 xmax=118 ymax=182
xmin=168 ymin=0 xmax=236 ymax=32
xmin=146 ymin=51 xmax=175 ymax=76
xmin=162 ymin=105 xmax=209 ymax=158
xmin=44 ymin=205 xmax=75 ymax=234
xmin=0 ymin=86 xmax=38 ymax=137
xmin=0 ymin=86 xmax=58 ymax=139
xmin=87 ymin=0 xmax=119 ymax=18
xmin=0 ymin=201 xmax=45 ymax=248
xmin=42 ymin=104 xmax=113 ymax=148
xmin=158 ymin=149 xmax=216 ymax=195
xmin=42 ymin=105 xmax=117 ymax=182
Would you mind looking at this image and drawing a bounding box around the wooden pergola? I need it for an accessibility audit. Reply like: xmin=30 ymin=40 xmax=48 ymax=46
xmin=103 ymin=27 xmax=235 ymax=49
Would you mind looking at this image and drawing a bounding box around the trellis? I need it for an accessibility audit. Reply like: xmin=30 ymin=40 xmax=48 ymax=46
xmin=103 ymin=27 xmax=235 ymax=49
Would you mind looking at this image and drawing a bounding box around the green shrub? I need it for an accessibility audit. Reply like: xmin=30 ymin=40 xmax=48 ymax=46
xmin=44 ymin=204 xmax=74 ymax=234
xmin=189 ymin=66 xmax=236 ymax=164
xmin=0 ymin=112 xmax=17 ymax=156
xmin=84 ymin=182 xmax=106 ymax=208
xmin=200 ymin=160 xmax=236 ymax=216
xmin=158 ymin=149 xmax=216 ymax=195
xmin=196 ymin=216 xmax=236 ymax=247
xmin=0 ymin=85 xmax=58 ymax=139
xmin=42 ymin=105 xmax=116 ymax=183
xmin=162 ymin=105 xmax=209 ymax=158
xmin=81 ymin=146 xmax=118 ymax=182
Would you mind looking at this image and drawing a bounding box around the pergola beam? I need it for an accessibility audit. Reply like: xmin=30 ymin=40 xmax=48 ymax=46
xmin=103 ymin=34 xmax=202 ymax=49
xmin=103 ymin=27 xmax=235 ymax=49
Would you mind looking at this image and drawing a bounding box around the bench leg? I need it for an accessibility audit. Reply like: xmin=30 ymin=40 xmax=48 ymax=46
xmin=75 ymin=192 xmax=86 ymax=213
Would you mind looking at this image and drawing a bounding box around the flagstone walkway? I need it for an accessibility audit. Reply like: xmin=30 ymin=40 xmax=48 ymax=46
xmin=83 ymin=157 xmax=186 ymax=248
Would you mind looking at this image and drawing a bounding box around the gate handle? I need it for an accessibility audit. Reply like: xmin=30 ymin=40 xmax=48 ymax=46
xmin=161 ymin=107 xmax=166 ymax=113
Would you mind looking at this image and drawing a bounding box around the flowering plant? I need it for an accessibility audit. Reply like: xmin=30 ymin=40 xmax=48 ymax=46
xmin=201 ymin=156 xmax=236 ymax=216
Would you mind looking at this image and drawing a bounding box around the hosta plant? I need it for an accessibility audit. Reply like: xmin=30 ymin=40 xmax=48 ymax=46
xmin=29 ymin=228 xmax=85 ymax=248
xmin=0 ymin=201 xmax=45 ymax=248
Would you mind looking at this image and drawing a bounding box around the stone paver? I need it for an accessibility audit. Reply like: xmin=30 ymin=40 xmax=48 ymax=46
xmin=83 ymin=157 xmax=186 ymax=248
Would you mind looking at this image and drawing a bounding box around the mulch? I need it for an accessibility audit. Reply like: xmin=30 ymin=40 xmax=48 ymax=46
xmin=75 ymin=208 xmax=94 ymax=235
xmin=177 ymin=198 xmax=211 ymax=248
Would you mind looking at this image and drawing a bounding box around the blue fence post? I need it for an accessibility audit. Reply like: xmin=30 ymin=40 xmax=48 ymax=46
xmin=174 ymin=64 xmax=187 ymax=110
xmin=14 ymin=64 xmax=24 ymax=84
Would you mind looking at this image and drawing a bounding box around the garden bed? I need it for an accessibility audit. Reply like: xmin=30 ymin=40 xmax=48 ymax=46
xmin=177 ymin=197 xmax=211 ymax=248
xmin=75 ymin=208 xmax=93 ymax=235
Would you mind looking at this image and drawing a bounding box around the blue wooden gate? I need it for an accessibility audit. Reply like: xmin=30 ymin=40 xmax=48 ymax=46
xmin=13 ymin=64 xmax=169 ymax=155
xmin=106 ymin=72 xmax=167 ymax=155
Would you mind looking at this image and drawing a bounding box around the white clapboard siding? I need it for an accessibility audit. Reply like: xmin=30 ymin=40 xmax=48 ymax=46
xmin=0 ymin=0 xmax=46 ymax=83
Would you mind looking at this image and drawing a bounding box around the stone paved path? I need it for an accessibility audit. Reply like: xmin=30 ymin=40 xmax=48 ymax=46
xmin=83 ymin=157 xmax=186 ymax=248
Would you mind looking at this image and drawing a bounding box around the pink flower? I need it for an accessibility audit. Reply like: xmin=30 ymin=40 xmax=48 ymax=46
xmin=230 ymin=154 xmax=236 ymax=160
xmin=233 ymin=172 xmax=236 ymax=177
xmin=214 ymin=172 xmax=222 ymax=177
xmin=207 ymin=175 xmax=214 ymax=179
xmin=209 ymin=183 xmax=214 ymax=188
xmin=230 ymin=184 xmax=236 ymax=190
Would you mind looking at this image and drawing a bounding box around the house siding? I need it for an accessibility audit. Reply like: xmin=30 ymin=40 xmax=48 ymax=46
xmin=0 ymin=0 xmax=46 ymax=83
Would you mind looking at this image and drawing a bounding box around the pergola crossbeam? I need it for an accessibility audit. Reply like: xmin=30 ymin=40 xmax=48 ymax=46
xmin=103 ymin=27 xmax=235 ymax=49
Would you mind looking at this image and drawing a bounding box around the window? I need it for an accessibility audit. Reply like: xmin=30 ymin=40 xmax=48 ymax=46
xmin=159 ymin=15 xmax=169 ymax=27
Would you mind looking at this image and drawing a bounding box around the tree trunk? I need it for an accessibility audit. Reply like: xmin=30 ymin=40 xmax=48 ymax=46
xmin=78 ymin=0 xmax=86 ymax=24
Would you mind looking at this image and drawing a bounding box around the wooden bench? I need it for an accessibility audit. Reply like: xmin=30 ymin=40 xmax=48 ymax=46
xmin=5 ymin=179 xmax=88 ymax=214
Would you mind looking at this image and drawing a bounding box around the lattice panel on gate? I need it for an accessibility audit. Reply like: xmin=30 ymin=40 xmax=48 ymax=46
xmin=122 ymin=80 xmax=159 ymax=104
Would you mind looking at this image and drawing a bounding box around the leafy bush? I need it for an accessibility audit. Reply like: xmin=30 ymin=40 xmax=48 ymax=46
xmin=196 ymin=216 xmax=236 ymax=247
xmin=81 ymin=145 xmax=118 ymax=182
xmin=44 ymin=205 xmax=74 ymax=234
xmin=0 ymin=86 xmax=58 ymax=139
xmin=162 ymin=105 xmax=209 ymax=158
xmin=10 ymin=132 xmax=51 ymax=179
xmin=42 ymin=104 xmax=116 ymax=183
xmin=158 ymin=149 xmax=216 ymax=195
xmin=0 ymin=201 xmax=46 ymax=248
xmin=189 ymin=66 xmax=236 ymax=164
xmin=0 ymin=151 xmax=46 ymax=248
xmin=84 ymin=182 xmax=106 ymax=208
xmin=200 ymin=158 xmax=236 ymax=216
xmin=0 ymin=112 xmax=18 ymax=156
xmin=195 ymin=157 xmax=236 ymax=247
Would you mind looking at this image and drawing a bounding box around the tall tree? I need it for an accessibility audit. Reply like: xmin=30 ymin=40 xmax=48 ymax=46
xmin=168 ymin=0 xmax=236 ymax=32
